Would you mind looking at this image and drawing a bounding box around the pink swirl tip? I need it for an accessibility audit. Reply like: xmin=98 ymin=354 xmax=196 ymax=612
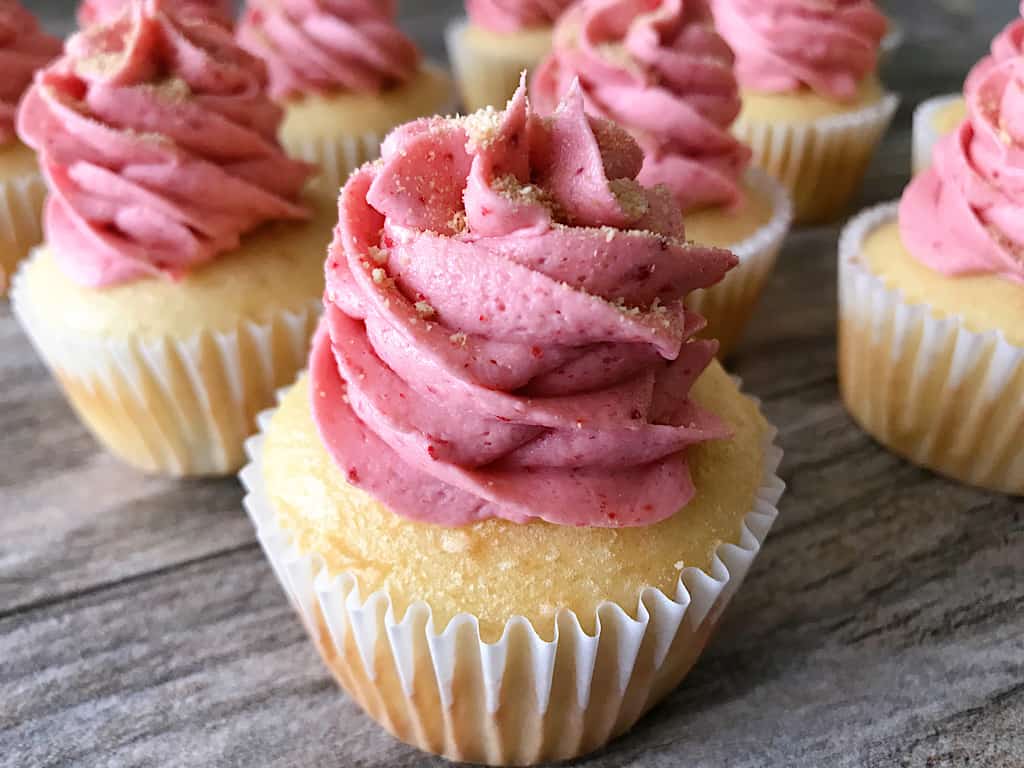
xmin=532 ymin=0 xmax=750 ymax=212
xmin=311 ymin=82 xmax=739 ymax=528
xmin=18 ymin=0 xmax=312 ymax=287
xmin=466 ymin=0 xmax=575 ymax=33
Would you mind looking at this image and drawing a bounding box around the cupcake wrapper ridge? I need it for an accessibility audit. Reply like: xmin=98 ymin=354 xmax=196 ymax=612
xmin=0 ymin=170 xmax=46 ymax=295
xmin=911 ymin=93 xmax=961 ymax=175
xmin=838 ymin=203 xmax=1024 ymax=494
xmin=11 ymin=251 xmax=320 ymax=476
xmin=880 ymin=21 xmax=905 ymax=65
xmin=689 ymin=167 xmax=794 ymax=359
xmin=735 ymin=92 xmax=899 ymax=225
xmin=240 ymin=383 xmax=785 ymax=766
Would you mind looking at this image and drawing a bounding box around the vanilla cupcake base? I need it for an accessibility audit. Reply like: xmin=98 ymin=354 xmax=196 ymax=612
xmin=686 ymin=168 xmax=793 ymax=358
xmin=735 ymin=90 xmax=899 ymax=225
xmin=0 ymin=142 xmax=47 ymax=296
xmin=241 ymin=366 xmax=785 ymax=766
xmin=838 ymin=203 xmax=1024 ymax=493
xmin=11 ymin=203 xmax=334 ymax=476
xmin=280 ymin=64 xmax=456 ymax=197
xmin=446 ymin=18 xmax=555 ymax=113
xmin=911 ymin=93 xmax=965 ymax=174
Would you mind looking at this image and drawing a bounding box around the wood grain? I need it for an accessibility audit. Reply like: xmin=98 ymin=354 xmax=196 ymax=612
xmin=2 ymin=1 xmax=1022 ymax=766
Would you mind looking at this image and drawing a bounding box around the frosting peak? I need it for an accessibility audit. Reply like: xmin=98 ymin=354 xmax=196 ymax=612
xmin=467 ymin=0 xmax=575 ymax=34
xmin=18 ymin=1 xmax=312 ymax=287
xmin=238 ymin=0 xmax=420 ymax=100
xmin=0 ymin=2 xmax=61 ymax=144
xmin=899 ymin=2 xmax=1024 ymax=284
xmin=311 ymin=83 xmax=738 ymax=528
xmin=709 ymin=0 xmax=887 ymax=101
xmin=77 ymin=0 xmax=234 ymax=28
xmin=532 ymin=0 xmax=750 ymax=212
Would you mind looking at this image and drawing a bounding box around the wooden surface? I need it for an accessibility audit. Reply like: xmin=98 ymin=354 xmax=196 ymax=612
xmin=3 ymin=1 xmax=1023 ymax=766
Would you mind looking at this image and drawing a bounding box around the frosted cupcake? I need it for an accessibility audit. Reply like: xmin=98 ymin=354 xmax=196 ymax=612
xmin=77 ymin=0 xmax=234 ymax=26
xmin=532 ymin=0 xmax=792 ymax=358
xmin=913 ymin=4 xmax=1022 ymax=174
xmin=239 ymin=0 xmax=454 ymax=197
xmin=839 ymin=42 xmax=1024 ymax=494
xmin=446 ymin=0 xmax=573 ymax=112
xmin=242 ymin=84 xmax=785 ymax=765
xmin=0 ymin=2 xmax=61 ymax=295
xmin=12 ymin=2 xmax=333 ymax=477
xmin=710 ymin=0 xmax=898 ymax=224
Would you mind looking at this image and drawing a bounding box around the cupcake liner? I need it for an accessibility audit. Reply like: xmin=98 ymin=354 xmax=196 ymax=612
xmin=838 ymin=203 xmax=1024 ymax=494
xmin=689 ymin=167 xmax=794 ymax=359
xmin=283 ymin=78 xmax=459 ymax=198
xmin=734 ymin=92 xmax=899 ymax=225
xmin=911 ymin=93 xmax=962 ymax=175
xmin=446 ymin=17 xmax=552 ymax=113
xmin=880 ymin=21 xmax=905 ymax=65
xmin=0 ymin=169 xmax=46 ymax=295
xmin=240 ymin=384 xmax=786 ymax=766
xmin=10 ymin=250 xmax=320 ymax=477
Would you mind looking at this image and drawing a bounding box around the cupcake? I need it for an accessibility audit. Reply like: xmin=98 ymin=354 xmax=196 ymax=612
xmin=913 ymin=4 xmax=1022 ymax=174
xmin=710 ymin=0 xmax=899 ymax=224
xmin=77 ymin=0 xmax=234 ymax=27
xmin=241 ymin=84 xmax=785 ymax=765
xmin=532 ymin=0 xmax=792 ymax=358
xmin=0 ymin=2 xmax=61 ymax=295
xmin=238 ymin=0 xmax=454 ymax=197
xmin=11 ymin=2 xmax=333 ymax=477
xmin=446 ymin=0 xmax=573 ymax=112
xmin=838 ymin=41 xmax=1024 ymax=494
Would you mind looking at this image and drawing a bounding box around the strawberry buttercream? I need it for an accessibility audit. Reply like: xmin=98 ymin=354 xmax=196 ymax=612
xmin=0 ymin=2 xmax=61 ymax=144
xmin=467 ymin=0 xmax=574 ymax=33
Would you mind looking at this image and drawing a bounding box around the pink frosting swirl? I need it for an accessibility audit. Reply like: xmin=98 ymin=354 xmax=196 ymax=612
xmin=311 ymin=83 xmax=738 ymax=528
xmin=238 ymin=0 xmax=420 ymax=100
xmin=899 ymin=2 xmax=1024 ymax=284
xmin=466 ymin=0 xmax=574 ymax=33
xmin=17 ymin=1 xmax=312 ymax=287
xmin=709 ymin=0 xmax=887 ymax=101
xmin=78 ymin=0 xmax=234 ymax=28
xmin=532 ymin=0 xmax=750 ymax=212
xmin=0 ymin=2 xmax=61 ymax=144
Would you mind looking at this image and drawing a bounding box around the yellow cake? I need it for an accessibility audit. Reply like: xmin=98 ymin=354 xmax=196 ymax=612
xmin=262 ymin=360 xmax=770 ymax=642
xmin=280 ymin=63 xmax=455 ymax=196
xmin=838 ymin=205 xmax=1024 ymax=494
xmin=684 ymin=170 xmax=792 ymax=358
xmin=13 ymin=197 xmax=335 ymax=476
xmin=912 ymin=94 xmax=968 ymax=173
xmin=0 ymin=141 xmax=47 ymax=295
xmin=447 ymin=19 xmax=555 ymax=112
xmin=734 ymin=75 xmax=898 ymax=225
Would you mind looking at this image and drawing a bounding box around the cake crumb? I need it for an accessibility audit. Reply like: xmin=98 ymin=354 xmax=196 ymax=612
xmin=368 ymin=245 xmax=388 ymax=265
xmin=371 ymin=268 xmax=387 ymax=285
xmin=674 ymin=560 xmax=685 ymax=571
xmin=415 ymin=301 xmax=436 ymax=318
xmin=449 ymin=332 xmax=468 ymax=347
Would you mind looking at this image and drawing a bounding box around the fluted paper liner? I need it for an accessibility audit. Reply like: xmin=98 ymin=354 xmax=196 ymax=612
xmin=880 ymin=22 xmax=904 ymax=65
xmin=240 ymin=385 xmax=785 ymax=766
xmin=0 ymin=169 xmax=46 ymax=295
xmin=911 ymin=93 xmax=961 ymax=175
xmin=689 ymin=167 xmax=793 ymax=359
xmin=838 ymin=203 xmax=1024 ymax=494
xmin=735 ymin=92 xmax=898 ymax=225
xmin=11 ymin=251 xmax=320 ymax=476
xmin=446 ymin=17 xmax=553 ymax=113
xmin=282 ymin=76 xmax=458 ymax=199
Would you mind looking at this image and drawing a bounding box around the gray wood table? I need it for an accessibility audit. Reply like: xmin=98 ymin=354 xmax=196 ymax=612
xmin=3 ymin=1 xmax=1022 ymax=766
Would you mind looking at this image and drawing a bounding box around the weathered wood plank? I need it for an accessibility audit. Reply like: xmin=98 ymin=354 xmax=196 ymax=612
xmin=2 ymin=0 xmax=1023 ymax=766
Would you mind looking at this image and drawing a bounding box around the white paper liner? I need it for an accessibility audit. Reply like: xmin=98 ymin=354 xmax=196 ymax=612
xmin=911 ymin=93 xmax=962 ymax=175
xmin=446 ymin=17 xmax=552 ymax=113
xmin=734 ymin=92 xmax=899 ymax=224
xmin=688 ymin=167 xmax=794 ymax=358
xmin=0 ymin=169 xmax=46 ymax=295
xmin=10 ymin=250 xmax=320 ymax=476
xmin=240 ymin=381 xmax=786 ymax=765
xmin=282 ymin=68 xmax=459 ymax=197
xmin=838 ymin=203 xmax=1024 ymax=494
xmin=880 ymin=21 xmax=905 ymax=65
